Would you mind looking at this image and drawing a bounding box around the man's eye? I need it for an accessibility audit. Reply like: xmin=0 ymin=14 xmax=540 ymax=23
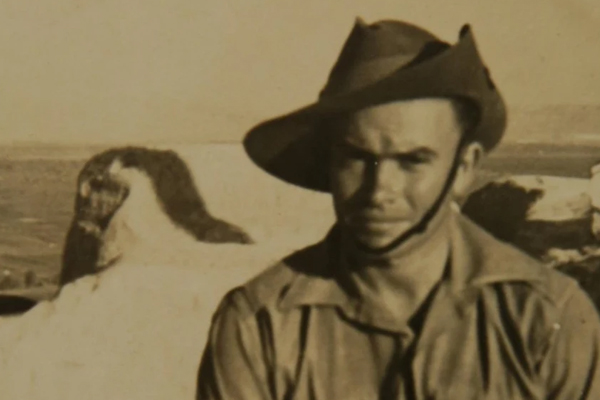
xmin=335 ymin=146 xmax=370 ymax=164
xmin=343 ymin=147 xmax=370 ymax=161
xmin=398 ymin=154 xmax=429 ymax=169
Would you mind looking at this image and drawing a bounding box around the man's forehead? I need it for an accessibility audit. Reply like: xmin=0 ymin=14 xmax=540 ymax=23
xmin=349 ymin=98 xmax=459 ymax=130
xmin=334 ymin=98 xmax=462 ymax=152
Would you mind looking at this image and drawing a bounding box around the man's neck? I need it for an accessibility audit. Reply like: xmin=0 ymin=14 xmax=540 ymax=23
xmin=340 ymin=210 xmax=452 ymax=322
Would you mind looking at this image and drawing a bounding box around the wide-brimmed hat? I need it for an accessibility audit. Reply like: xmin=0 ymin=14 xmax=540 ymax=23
xmin=243 ymin=18 xmax=507 ymax=192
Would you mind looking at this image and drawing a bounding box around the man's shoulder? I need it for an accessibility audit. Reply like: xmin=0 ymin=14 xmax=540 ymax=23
xmin=490 ymin=253 xmax=582 ymax=313
xmin=221 ymin=240 xmax=327 ymax=317
xmin=457 ymin=214 xmax=587 ymax=316
xmin=458 ymin=221 xmax=597 ymax=354
xmin=473 ymin=223 xmax=586 ymax=315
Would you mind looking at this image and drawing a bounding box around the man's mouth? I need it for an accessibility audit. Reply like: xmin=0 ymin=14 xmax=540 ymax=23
xmin=350 ymin=212 xmax=406 ymax=224
xmin=348 ymin=216 xmax=411 ymax=233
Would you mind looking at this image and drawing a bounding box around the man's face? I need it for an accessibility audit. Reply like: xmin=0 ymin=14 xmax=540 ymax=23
xmin=329 ymin=98 xmax=470 ymax=250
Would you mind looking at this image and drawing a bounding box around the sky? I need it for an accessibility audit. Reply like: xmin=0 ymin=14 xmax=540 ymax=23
xmin=0 ymin=0 xmax=598 ymax=145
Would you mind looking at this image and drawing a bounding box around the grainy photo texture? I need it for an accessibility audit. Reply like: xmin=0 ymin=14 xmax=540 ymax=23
xmin=0 ymin=1 xmax=598 ymax=399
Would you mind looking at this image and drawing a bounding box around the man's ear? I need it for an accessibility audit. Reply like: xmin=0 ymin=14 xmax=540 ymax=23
xmin=452 ymin=141 xmax=485 ymax=200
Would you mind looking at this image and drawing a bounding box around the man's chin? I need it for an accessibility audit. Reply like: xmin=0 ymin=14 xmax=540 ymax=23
xmin=353 ymin=237 xmax=398 ymax=251
xmin=350 ymin=227 xmax=412 ymax=252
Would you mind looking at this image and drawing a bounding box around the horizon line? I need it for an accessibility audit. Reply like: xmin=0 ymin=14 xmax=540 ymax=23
xmin=2 ymin=138 xmax=600 ymax=147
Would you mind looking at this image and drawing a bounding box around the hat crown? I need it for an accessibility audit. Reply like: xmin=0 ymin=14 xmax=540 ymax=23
xmin=341 ymin=18 xmax=440 ymax=60
xmin=321 ymin=19 xmax=447 ymax=98
xmin=243 ymin=19 xmax=507 ymax=192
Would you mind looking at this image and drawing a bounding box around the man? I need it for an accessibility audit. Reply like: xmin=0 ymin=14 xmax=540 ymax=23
xmin=197 ymin=18 xmax=600 ymax=399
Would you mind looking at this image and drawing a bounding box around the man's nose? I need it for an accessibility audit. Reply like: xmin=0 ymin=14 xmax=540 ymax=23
xmin=368 ymin=159 xmax=404 ymax=204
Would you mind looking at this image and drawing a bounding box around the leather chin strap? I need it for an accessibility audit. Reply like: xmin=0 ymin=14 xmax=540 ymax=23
xmin=353 ymin=137 xmax=466 ymax=256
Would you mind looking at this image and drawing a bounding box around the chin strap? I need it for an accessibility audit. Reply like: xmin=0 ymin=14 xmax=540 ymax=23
xmin=353 ymin=137 xmax=466 ymax=255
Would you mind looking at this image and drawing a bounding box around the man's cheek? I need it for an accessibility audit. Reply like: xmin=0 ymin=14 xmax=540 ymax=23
xmin=405 ymin=179 xmax=442 ymax=212
xmin=333 ymin=165 xmax=366 ymax=197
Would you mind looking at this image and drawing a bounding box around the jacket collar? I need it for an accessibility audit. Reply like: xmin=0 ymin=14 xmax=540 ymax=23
xmin=277 ymin=211 xmax=544 ymax=332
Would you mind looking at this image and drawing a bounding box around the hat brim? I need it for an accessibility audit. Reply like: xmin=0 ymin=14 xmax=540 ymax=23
xmin=243 ymin=27 xmax=507 ymax=193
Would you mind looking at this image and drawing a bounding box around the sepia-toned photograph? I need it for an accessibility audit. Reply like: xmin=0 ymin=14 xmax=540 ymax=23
xmin=0 ymin=1 xmax=598 ymax=399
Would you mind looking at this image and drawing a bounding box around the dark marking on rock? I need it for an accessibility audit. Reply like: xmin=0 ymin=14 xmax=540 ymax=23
xmin=0 ymin=295 xmax=37 ymax=316
xmin=60 ymin=146 xmax=254 ymax=286
xmin=462 ymin=180 xmax=544 ymax=244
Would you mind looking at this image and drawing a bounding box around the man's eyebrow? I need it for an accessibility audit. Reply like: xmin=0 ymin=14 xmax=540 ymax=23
xmin=335 ymin=141 xmax=438 ymax=159
xmin=400 ymin=147 xmax=439 ymax=159
xmin=333 ymin=141 xmax=372 ymax=157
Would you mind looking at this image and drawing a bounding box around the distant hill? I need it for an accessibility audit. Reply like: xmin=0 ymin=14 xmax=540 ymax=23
xmin=1 ymin=102 xmax=599 ymax=158
xmin=0 ymin=143 xmax=111 ymax=161
xmin=483 ymin=141 xmax=600 ymax=180
xmin=506 ymin=104 xmax=600 ymax=144
xmin=495 ymin=141 xmax=600 ymax=157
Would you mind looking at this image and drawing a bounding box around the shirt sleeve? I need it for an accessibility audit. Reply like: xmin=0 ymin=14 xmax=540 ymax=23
xmin=196 ymin=289 xmax=273 ymax=400
xmin=539 ymin=286 xmax=600 ymax=399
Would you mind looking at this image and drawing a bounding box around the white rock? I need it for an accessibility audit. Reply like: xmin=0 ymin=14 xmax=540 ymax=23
xmin=0 ymin=144 xmax=329 ymax=400
xmin=502 ymin=175 xmax=591 ymax=222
